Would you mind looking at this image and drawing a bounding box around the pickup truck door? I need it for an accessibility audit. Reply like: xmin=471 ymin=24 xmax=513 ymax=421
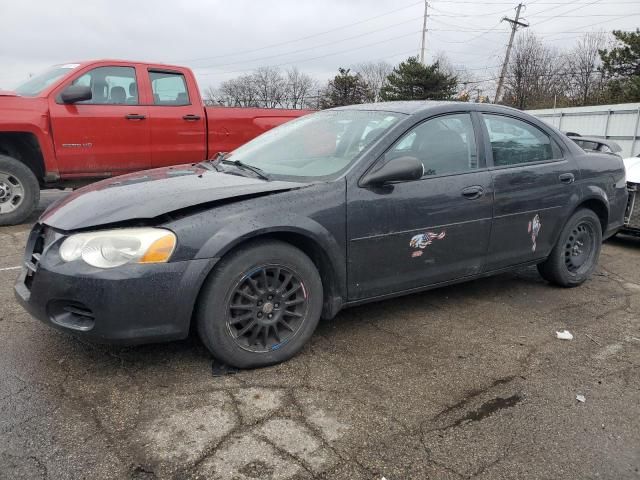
xmin=480 ymin=113 xmax=580 ymax=271
xmin=49 ymin=64 xmax=151 ymax=177
xmin=146 ymin=69 xmax=207 ymax=166
xmin=347 ymin=112 xmax=493 ymax=300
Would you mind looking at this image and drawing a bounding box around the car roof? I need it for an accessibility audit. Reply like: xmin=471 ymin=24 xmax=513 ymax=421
xmin=330 ymin=100 xmax=524 ymax=116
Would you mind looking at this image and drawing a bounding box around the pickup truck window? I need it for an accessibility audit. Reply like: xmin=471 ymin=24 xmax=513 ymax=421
xmin=14 ymin=64 xmax=79 ymax=97
xmin=149 ymin=71 xmax=189 ymax=106
xmin=70 ymin=66 xmax=138 ymax=105
xmin=227 ymin=110 xmax=404 ymax=181
xmin=482 ymin=114 xmax=562 ymax=166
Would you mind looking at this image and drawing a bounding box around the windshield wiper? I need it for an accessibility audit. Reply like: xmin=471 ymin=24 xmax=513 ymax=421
xmin=222 ymin=159 xmax=270 ymax=181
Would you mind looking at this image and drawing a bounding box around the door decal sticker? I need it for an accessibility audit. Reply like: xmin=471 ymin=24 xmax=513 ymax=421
xmin=410 ymin=231 xmax=446 ymax=257
xmin=528 ymin=214 xmax=542 ymax=252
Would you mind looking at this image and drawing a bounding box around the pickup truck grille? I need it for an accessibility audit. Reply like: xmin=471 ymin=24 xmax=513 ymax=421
xmin=625 ymin=183 xmax=640 ymax=232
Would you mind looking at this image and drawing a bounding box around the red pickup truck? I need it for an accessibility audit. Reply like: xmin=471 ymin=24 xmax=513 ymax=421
xmin=0 ymin=60 xmax=311 ymax=225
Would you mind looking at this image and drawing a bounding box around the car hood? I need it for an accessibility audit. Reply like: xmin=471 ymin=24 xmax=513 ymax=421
xmin=624 ymin=156 xmax=640 ymax=183
xmin=42 ymin=164 xmax=310 ymax=230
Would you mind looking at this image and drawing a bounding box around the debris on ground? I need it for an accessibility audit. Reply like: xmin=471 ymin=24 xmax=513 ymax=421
xmin=212 ymin=360 xmax=239 ymax=377
xmin=585 ymin=333 xmax=602 ymax=346
xmin=556 ymin=330 xmax=574 ymax=340
xmin=576 ymin=394 xmax=586 ymax=403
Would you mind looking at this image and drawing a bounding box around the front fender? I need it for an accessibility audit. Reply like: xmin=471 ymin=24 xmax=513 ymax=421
xmin=0 ymin=97 xmax=58 ymax=178
xmin=194 ymin=213 xmax=347 ymax=304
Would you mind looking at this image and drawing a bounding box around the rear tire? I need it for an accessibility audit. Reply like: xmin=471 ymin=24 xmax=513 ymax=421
xmin=537 ymin=208 xmax=602 ymax=287
xmin=0 ymin=154 xmax=39 ymax=226
xmin=196 ymin=240 xmax=323 ymax=368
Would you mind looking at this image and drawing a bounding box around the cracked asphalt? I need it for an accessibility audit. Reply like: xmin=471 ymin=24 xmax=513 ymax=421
xmin=1 ymin=191 xmax=639 ymax=480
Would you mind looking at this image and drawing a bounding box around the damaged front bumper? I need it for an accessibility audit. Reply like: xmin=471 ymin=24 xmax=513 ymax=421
xmin=623 ymin=183 xmax=640 ymax=235
xmin=14 ymin=224 xmax=215 ymax=344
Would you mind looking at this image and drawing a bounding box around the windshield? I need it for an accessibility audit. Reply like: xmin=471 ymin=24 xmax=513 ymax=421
xmin=226 ymin=110 xmax=405 ymax=181
xmin=14 ymin=64 xmax=80 ymax=97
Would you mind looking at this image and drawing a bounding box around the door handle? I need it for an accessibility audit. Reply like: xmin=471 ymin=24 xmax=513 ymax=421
xmin=183 ymin=114 xmax=201 ymax=121
xmin=461 ymin=186 xmax=484 ymax=200
xmin=559 ymin=173 xmax=575 ymax=184
xmin=125 ymin=114 xmax=146 ymax=120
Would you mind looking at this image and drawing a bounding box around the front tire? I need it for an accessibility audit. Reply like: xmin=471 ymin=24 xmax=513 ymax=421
xmin=537 ymin=208 xmax=602 ymax=287
xmin=196 ymin=240 xmax=323 ymax=368
xmin=0 ymin=154 xmax=40 ymax=226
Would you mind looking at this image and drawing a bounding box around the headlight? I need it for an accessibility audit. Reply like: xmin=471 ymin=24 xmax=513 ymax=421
xmin=59 ymin=228 xmax=176 ymax=268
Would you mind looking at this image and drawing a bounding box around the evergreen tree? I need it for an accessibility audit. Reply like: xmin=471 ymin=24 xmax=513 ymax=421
xmin=320 ymin=68 xmax=372 ymax=108
xmin=600 ymin=29 xmax=640 ymax=102
xmin=380 ymin=57 xmax=458 ymax=101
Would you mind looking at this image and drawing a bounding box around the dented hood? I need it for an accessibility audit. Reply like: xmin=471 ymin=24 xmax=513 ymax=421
xmin=624 ymin=156 xmax=640 ymax=184
xmin=42 ymin=164 xmax=309 ymax=230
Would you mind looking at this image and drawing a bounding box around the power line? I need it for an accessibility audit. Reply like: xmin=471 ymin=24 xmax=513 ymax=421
xmin=199 ymin=30 xmax=423 ymax=76
xmin=531 ymin=12 xmax=640 ymax=17
xmin=428 ymin=5 xmax=514 ymax=17
xmin=430 ymin=0 xmax=635 ymax=3
xmin=527 ymin=0 xmax=604 ymax=26
xmin=176 ymin=0 xmax=424 ymax=64
xmin=194 ymin=16 xmax=424 ymax=69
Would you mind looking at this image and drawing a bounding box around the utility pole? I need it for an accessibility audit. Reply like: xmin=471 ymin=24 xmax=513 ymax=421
xmin=494 ymin=3 xmax=528 ymax=103
xmin=420 ymin=0 xmax=428 ymax=64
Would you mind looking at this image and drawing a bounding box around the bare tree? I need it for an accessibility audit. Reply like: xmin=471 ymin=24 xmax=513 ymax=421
xmin=501 ymin=32 xmax=564 ymax=109
xmin=203 ymin=86 xmax=218 ymax=106
xmin=565 ymin=32 xmax=607 ymax=105
xmin=355 ymin=61 xmax=392 ymax=102
xmin=285 ymin=67 xmax=317 ymax=109
xmin=433 ymin=52 xmax=477 ymax=99
xmin=217 ymin=74 xmax=259 ymax=107
xmin=252 ymin=67 xmax=287 ymax=108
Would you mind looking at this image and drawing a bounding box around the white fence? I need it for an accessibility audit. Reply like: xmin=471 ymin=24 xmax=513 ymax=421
xmin=527 ymin=103 xmax=640 ymax=158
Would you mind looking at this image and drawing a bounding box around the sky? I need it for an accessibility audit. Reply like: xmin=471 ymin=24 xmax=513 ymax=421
xmin=0 ymin=0 xmax=637 ymax=95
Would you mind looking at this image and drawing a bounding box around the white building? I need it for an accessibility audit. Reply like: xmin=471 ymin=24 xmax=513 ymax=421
xmin=527 ymin=103 xmax=640 ymax=158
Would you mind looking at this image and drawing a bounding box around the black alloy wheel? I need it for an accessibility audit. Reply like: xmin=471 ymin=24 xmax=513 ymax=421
xmin=226 ymin=265 xmax=308 ymax=353
xmin=197 ymin=240 xmax=323 ymax=368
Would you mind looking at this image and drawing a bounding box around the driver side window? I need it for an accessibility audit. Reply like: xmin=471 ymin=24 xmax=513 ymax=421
xmin=387 ymin=114 xmax=479 ymax=177
xmin=71 ymin=66 xmax=138 ymax=105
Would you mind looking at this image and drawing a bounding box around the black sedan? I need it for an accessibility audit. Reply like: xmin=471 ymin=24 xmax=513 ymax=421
xmin=15 ymin=102 xmax=628 ymax=368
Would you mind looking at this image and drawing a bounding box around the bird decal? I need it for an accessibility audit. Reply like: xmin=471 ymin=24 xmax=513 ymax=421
xmin=410 ymin=231 xmax=446 ymax=250
xmin=528 ymin=214 xmax=542 ymax=252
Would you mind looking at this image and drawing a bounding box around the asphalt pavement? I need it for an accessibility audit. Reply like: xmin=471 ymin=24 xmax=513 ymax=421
xmin=1 ymin=190 xmax=639 ymax=479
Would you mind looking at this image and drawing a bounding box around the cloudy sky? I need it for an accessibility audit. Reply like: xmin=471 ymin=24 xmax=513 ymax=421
xmin=0 ymin=0 xmax=637 ymax=93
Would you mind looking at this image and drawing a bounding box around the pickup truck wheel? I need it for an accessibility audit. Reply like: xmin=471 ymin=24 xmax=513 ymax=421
xmin=537 ymin=208 xmax=602 ymax=287
xmin=0 ymin=155 xmax=39 ymax=226
xmin=196 ymin=240 xmax=323 ymax=369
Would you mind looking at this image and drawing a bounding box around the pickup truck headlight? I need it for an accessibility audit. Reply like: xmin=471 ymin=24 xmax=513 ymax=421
xmin=59 ymin=228 xmax=176 ymax=268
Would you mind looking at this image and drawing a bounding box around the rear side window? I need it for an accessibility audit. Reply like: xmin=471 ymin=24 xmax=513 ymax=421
xmin=70 ymin=66 xmax=138 ymax=105
xmin=386 ymin=113 xmax=479 ymax=177
xmin=482 ymin=114 xmax=562 ymax=166
xmin=149 ymin=71 xmax=189 ymax=106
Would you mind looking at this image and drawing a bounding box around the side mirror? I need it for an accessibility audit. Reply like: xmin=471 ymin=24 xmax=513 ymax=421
xmin=361 ymin=156 xmax=424 ymax=186
xmin=60 ymin=85 xmax=92 ymax=104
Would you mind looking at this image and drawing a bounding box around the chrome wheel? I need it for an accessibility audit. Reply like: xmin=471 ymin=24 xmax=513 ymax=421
xmin=0 ymin=171 xmax=25 ymax=214
xmin=226 ymin=265 xmax=308 ymax=353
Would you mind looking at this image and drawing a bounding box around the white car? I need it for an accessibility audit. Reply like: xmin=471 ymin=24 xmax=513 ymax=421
xmin=623 ymin=155 xmax=640 ymax=235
